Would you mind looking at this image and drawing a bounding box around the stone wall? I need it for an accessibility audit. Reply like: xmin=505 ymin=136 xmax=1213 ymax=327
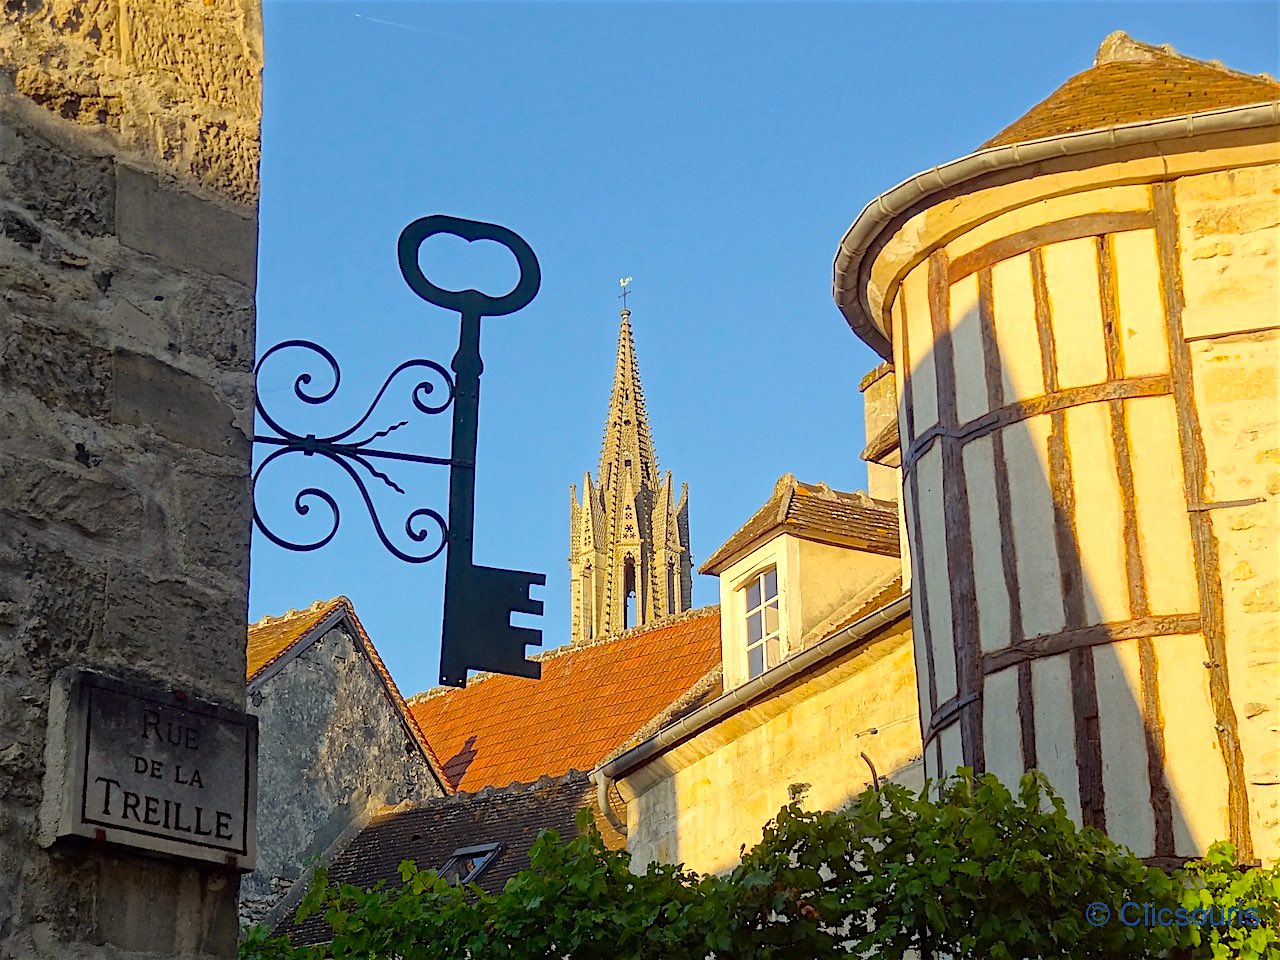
xmin=0 ymin=0 xmax=261 ymax=204
xmin=0 ymin=2 xmax=260 ymax=956
xmin=858 ymin=363 xmax=899 ymax=503
xmin=1177 ymin=162 xmax=1280 ymax=863
xmin=621 ymin=622 xmax=921 ymax=875
xmin=241 ymin=625 xmax=443 ymax=927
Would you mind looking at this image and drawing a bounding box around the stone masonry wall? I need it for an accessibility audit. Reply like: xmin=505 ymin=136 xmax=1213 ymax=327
xmin=858 ymin=363 xmax=899 ymax=503
xmin=1177 ymin=162 xmax=1280 ymax=864
xmin=0 ymin=0 xmax=262 ymax=204
xmin=0 ymin=3 xmax=260 ymax=957
xmin=625 ymin=623 xmax=922 ymax=875
xmin=241 ymin=626 xmax=444 ymax=928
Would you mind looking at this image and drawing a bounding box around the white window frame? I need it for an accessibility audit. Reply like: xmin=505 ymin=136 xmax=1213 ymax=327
xmin=439 ymin=842 xmax=502 ymax=884
xmin=741 ymin=566 xmax=782 ymax=680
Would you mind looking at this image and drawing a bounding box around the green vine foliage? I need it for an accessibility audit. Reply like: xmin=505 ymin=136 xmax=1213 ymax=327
xmin=241 ymin=771 xmax=1280 ymax=960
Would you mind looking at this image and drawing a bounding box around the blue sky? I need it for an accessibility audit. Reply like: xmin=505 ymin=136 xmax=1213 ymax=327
xmin=251 ymin=0 xmax=1278 ymax=696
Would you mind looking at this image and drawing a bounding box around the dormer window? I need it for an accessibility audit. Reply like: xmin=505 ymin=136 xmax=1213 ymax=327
xmin=744 ymin=568 xmax=781 ymax=679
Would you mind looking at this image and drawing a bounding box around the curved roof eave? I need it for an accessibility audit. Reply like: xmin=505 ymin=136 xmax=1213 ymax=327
xmin=832 ymin=100 xmax=1280 ymax=360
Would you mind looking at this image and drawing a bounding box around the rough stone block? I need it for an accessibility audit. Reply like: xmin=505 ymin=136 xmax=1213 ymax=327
xmin=172 ymin=461 xmax=252 ymax=586
xmin=110 ymin=347 xmax=249 ymax=458
xmin=0 ymin=120 xmax=115 ymax=236
xmin=173 ymin=273 xmax=254 ymax=370
xmin=0 ymin=451 xmax=161 ymax=547
xmin=101 ymin=568 xmax=246 ymax=707
xmin=0 ymin=318 xmax=111 ymax=419
xmin=99 ymin=298 xmax=174 ymax=350
xmin=116 ymin=165 xmax=257 ymax=286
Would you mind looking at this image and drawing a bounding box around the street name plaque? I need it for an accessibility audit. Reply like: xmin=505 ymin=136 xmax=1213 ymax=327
xmin=40 ymin=669 xmax=257 ymax=870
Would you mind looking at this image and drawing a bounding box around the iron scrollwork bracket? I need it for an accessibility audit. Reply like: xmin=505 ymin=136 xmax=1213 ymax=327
xmin=252 ymin=216 xmax=546 ymax=688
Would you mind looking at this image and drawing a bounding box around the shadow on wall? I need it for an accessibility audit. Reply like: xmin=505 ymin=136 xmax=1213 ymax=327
xmin=627 ymin=613 xmax=924 ymax=876
xmin=898 ymin=194 xmax=1254 ymax=865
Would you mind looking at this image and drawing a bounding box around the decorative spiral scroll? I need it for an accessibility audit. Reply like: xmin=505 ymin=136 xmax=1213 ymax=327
xmin=254 ymin=340 xmax=455 ymax=447
xmin=252 ymin=447 xmax=448 ymax=563
xmin=251 ymin=340 xmax=454 ymax=563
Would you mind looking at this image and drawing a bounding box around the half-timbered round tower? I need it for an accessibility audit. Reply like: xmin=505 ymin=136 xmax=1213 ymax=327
xmin=569 ymin=307 xmax=693 ymax=644
xmin=834 ymin=33 xmax=1280 ymax=864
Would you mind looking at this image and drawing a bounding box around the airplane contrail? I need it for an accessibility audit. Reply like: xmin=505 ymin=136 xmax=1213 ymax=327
xmin=353 ymin=12 xmax=442 ymax=35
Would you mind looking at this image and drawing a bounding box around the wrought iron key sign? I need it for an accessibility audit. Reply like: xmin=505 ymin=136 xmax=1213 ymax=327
xmin=252 ymin=215 xmax=545 ymax=687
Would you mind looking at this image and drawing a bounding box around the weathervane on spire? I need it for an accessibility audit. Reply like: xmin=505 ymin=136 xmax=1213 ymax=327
xmin=618 ymin=276 xmax=633 ymax=313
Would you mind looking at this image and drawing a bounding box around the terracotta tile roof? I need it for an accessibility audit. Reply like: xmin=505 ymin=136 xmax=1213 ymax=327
xmin=248 ymin=597 xmax=448 ymax=791
xmin=983 ymin=32 xmax=1280 ymax=149
xmin=246 ymin=598 xmax=346 ymax=682
xmin=609 ymin=664 xmax=725 ymax=761
xmin=275 ymin=773 xmax=599 ymax=946
xmin=408 ymin=608 xmax=722 ymax=792
xmin=700 ymin=474 xmax=899 ymax=574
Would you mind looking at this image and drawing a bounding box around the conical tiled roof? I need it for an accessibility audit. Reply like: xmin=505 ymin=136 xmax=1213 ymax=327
xmin=983 ymin=32 xmax=1280 ymax=149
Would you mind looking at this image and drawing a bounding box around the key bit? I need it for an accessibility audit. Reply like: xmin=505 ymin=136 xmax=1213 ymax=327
xmin=439 ymin=565 xmax=545 ymax=686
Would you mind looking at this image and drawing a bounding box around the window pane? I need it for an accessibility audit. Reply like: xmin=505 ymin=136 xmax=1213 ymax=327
xmin=746 ymin=579 xmax=761 ymax=610
xmin=763 ymin=603 xmax=778 ymax=636
xmin=748 ymin=645 xmax=764 ymax=679
xmin=766 ymin=635 xmax=780 ymax=667
xmin=763 ymin=568 xmax=777 ymax=600
xmin=747 ymin=612 xmax=762 ymax=643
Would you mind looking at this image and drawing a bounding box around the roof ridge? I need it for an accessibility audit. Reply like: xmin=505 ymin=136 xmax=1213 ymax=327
xmin=1095 ymin=31 xmax=1277 ymax=83
xmin=393 ymin=768 xmax=593 ymax=809
xmin=248 ymin=595 xmax=342 ymax=630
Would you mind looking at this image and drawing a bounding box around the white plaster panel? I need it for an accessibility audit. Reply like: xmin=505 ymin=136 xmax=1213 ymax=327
xmin=1042 ymin=238 xmax=1109 ymax=389
xmin=910 ymin=583 xmax=933 ymax=722
xmin=943 ymin=184 xmax=1154 ymax=262
xmin=891 ymin=297 xmax=912 ymax=444
xmin=982 ymin=668 xmax=1025 ymax=792
xmin=1093 ymin=639 xmax=1156 ymax=858
xmin=903 ymin=264 xmax=940 ymax=435
xmin=898 ymin=468 xmax=913 ymax=589
xmin=962 ymin=435 xmax=1012 ymax=652
xmin=1156 ymin=633 xmax=1231 ymax=858
xmin=1032 ymin=654 xmax=1082 ymax=824
xmin=949 ymin=274 xmax=989 ymax=425
xmin=1126 ymin=396 xmax=1200 ymax=616
xmin=915 ymin=447 xmax=957 ymax=704
xmin=1002 ymin=416 xmax=1066 ymax=638
xmin=939 ymin=722 xmax=964 ymax=779
xmin=991 ymin=254 xmax=1046 ymax=402
xmin=1111 ymin=229 xmax=1170 ymax=378
xmin=1065 ymin=403 xmax=1131 ymax=625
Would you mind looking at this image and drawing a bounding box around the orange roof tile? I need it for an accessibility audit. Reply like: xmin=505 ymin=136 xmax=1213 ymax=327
xmin=409 ymin=608 xmax=723 ymax=792
xmin=248 ymin=597 xmax=449 ymax=792
xmin=983 ymin=32 xmax=1280 ymax=149
xmin=246 ymin=597 xmax=346 ymax=682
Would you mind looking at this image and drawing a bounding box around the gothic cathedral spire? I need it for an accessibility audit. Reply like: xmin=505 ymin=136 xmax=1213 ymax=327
xmin=569 ymin=307 xmax=692 ymax=644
